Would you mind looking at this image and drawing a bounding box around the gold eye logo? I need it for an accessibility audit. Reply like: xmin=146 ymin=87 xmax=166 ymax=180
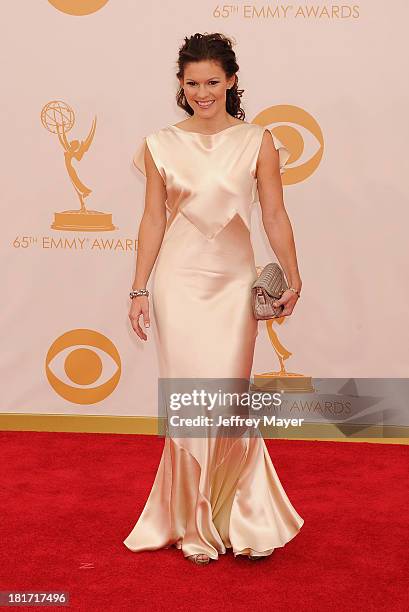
xmin=45 ymin=329 xmax=121 ymax=404
xmin=47 ymin=1 xmax=110 ymax=16
xmin=253 ymin=105 xmax=324 ymax=185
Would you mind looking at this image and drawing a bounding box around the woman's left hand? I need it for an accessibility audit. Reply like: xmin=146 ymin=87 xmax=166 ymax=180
xmin=273 ymin=289 xmax=300 ymax=316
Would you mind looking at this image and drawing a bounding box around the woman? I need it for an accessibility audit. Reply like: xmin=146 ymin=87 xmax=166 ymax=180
xmin=123 ymin=32 xmax=304 ymax=565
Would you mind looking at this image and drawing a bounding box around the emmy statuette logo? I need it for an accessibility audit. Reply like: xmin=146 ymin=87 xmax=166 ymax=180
xmin=41 ymin=100 xmax=117 ymax=232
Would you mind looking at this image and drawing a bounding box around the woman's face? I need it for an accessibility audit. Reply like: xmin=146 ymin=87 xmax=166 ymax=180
xmin=179 ymin=60 xmax=235 ymax=118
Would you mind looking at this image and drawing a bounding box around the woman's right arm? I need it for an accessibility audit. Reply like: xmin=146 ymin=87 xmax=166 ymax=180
xmin=129 ymin=143 xmax=167 ymax=341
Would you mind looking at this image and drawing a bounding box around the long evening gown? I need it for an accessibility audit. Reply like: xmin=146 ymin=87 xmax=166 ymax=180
xmin=123 ymin=121 xmax=304 ymax=560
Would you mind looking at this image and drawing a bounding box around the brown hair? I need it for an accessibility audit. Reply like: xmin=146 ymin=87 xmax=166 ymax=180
xmin=176 ymin=32 xmax=245 ymax=120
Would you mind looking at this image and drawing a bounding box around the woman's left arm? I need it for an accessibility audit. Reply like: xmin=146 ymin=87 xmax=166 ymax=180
xmin=256 ymin=129 xmax=302 ymax=316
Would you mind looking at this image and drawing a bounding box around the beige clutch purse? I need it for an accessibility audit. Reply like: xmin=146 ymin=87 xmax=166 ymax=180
xmin=251 ymin=263 xmax=288 ymax=320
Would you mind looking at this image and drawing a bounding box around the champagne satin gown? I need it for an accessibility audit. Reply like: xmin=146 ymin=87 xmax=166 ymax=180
xmin=123 ymin=121 xmax=304 ymax=560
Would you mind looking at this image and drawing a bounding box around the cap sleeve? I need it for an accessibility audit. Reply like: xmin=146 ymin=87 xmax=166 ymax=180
xmin=251 ymin=128 xmax=291 ymax=205
xmin=132 ymin=133 xmax=166 ymax=184
xmin=271 ymin=133 xmax=291 ymax=175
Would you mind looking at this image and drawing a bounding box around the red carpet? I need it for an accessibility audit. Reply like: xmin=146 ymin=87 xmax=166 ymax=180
xmin=0 ymin=431 xmax=408 ymax=611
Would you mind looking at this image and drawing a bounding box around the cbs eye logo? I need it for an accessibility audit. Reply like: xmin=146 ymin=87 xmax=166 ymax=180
xmin=253 ymin=104 xmax=324 ymax=185
xmin=45 ymin=329 xmax=121 ymax=404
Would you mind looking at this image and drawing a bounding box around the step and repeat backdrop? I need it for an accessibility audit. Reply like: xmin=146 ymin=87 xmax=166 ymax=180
xmin=1 ymin=1 xmax=407 ymax=430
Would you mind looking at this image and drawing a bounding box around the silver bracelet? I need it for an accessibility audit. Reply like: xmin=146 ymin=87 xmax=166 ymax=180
xmin=130 ymin=289 xmax=149 ymax=299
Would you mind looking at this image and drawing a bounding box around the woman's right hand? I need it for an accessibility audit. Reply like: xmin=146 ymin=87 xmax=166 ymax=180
xmin=129 ymin=296 xmax=150 ymax=341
